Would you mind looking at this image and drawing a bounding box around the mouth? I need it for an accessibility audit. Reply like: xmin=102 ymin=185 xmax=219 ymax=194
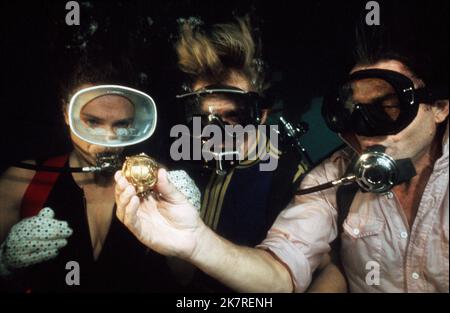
xmin=95 ymin=152 xmax=124 ymax=174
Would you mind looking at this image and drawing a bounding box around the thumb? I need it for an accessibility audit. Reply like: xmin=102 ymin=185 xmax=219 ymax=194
xmin=154 ymin=168 xmax=187 ymax=204
xmin=38 ymin=207 xmax=55 ymax=219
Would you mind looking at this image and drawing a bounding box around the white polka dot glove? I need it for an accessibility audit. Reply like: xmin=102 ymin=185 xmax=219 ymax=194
xmin=0 ymin=207 xmax=73 ymax=276
xmin=167 ymin=170 xmax=201 ymax=210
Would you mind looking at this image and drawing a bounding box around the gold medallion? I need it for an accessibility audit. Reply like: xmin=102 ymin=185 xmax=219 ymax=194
xmin=122 ymin=153 xmax=159 ymax=198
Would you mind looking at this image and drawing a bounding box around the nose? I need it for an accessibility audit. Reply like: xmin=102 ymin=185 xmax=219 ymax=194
xmin=104 ymin=126 xmax=118 ymax=141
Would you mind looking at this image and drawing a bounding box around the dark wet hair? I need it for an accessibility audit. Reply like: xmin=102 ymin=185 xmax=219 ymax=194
xmin=351 ymin=5 xmax=448 ymax=91
xmin=59 ymin=52 xmax=138 ymax=105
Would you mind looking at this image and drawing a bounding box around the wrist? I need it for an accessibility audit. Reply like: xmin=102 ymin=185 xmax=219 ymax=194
xmin=188 ymin=218 xmax=212 ymax=264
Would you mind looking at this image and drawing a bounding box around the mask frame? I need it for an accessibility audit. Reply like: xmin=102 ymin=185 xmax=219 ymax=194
xmin=176 ymin=85 xmax=266 ymax=175
xmin=176 ymin=84 xmax=265 ymax=129
xmin=68 ymin=85 xmax=157 ymax=147
xmin=322 ymin=69 xmax=445 ymax=137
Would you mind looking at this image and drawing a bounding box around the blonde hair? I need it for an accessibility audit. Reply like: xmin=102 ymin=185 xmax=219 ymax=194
xmin=175 ymin=17 xmax=267 ymax=93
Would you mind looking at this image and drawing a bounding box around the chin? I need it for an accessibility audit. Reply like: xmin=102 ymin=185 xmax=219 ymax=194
xmin=384 ymin=147 xmax=408 ymax=160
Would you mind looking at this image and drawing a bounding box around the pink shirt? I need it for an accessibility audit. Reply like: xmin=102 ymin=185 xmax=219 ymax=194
xmin=258 ymin=124 xmax=449 ymax=293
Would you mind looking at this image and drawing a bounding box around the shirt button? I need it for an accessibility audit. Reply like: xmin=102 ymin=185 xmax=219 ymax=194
xmin=401 ymin=232 xmax=408 ymax=239
xmin=386 ymin=192 xmax=394 ymax=199
xmin=353 ymin=228 xmax=360 ymax=236
xmin=412 ymin=272 xmax=420 ymax=280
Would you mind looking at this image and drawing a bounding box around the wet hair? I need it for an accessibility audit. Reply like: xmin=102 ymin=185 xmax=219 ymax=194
xmin=59 ymin=52 xmax=138 ymax=105
xmin=175 ymin=16 xmax=267 ymax=93
xmin=352 ymin=12 xmax=448 ymax=126
xmin=351 ymin=9 xmax=448 ymax=91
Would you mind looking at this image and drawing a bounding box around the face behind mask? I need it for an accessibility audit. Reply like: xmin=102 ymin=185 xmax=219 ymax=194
xmin=13 ymin=85 xmax=157 ymax=174
xmin=69 ymin=85 xmax=157 ymax=148
xmin=322 ymin=69 xmax=447 ymax=137
xmin=176 ymin=84 xmax=265 ymax=175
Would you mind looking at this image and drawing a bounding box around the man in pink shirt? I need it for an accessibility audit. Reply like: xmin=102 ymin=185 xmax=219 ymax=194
xmin=113 ymin=33 xmax=449 ymax=293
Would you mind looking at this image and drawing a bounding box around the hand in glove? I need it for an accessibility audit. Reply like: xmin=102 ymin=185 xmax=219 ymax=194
xmin=167 ymin=170 xmax=201 ymax=210
xmin=0 ymin=207 xmax=73 ymax=276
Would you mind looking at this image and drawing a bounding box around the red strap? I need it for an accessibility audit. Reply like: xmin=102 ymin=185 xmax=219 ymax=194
xmin=20 ymin=155 xmax=70 ymax=218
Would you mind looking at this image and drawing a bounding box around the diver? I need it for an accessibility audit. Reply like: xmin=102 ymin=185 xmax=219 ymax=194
xmin=143 ymin=16 xmax=340 ymax=292
xmin=114 ymin=20 xmax=449 ymax=292
xmin=0 ymin=53 xmax=200 ymax=292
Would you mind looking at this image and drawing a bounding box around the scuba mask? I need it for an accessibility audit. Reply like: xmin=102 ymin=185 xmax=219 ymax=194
xmin=322 ymin=69 xmax=448 ymax=137
xmin=14 ymin=85 xmax=157 ymax=174
xmin=176 ymin=84 xmax=267 ymax=175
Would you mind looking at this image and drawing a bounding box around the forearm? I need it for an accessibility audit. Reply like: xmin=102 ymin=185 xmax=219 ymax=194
xmin=307 ymin=262 xmax=347 ymax=293
xmin=189 ymin=225 xmax=293 ymax=293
